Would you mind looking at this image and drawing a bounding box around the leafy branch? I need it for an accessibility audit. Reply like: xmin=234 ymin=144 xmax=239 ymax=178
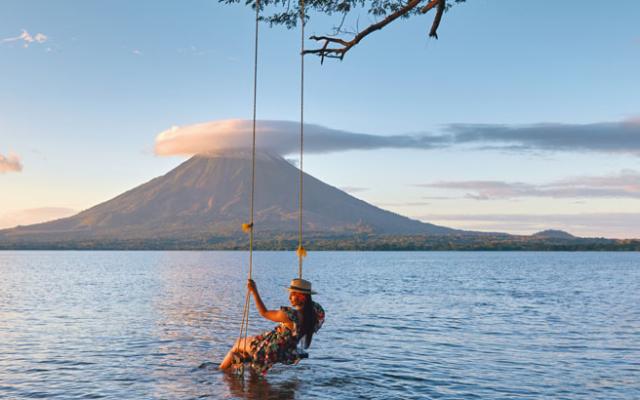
xmin=219 ymin=0 xmax=466 ymax=62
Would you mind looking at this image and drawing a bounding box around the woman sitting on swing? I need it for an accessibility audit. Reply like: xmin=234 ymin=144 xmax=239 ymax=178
xmin=220 ymin=278 xmax=325 ymax=375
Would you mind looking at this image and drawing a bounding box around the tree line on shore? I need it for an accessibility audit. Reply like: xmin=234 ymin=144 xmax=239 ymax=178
xmin=2 ymin=233 xmax=638 ymax=251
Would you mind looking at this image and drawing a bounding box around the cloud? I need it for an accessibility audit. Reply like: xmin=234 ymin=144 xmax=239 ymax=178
xmin=340 ymin=186 xmax=369 ymax=193
xmin=419 ymin=212 xmax=640 ymax=239
xmin=445 ymin=119 xmax=640 ymax=156
xmin=378 ymin=201 xmax=432 ymax=207
xmin=421 ymin=195 xmax=458 ymax=200
xmin=155 ymin=119 xmax=446 ymax=156
xmin=285 ymin=157 xmax=299 ymax=166
xmin=0 ymin=153 xmax=22 ymax=173
xmin=418 ymin=170 xmax=640 ymax=200
xmin=156 ymin=117 xmax=640 ymax=158
xmin=2 ymin=30 xmax=48 ymax=48
xmin=0 ymin=207 xmax=76 ymax=230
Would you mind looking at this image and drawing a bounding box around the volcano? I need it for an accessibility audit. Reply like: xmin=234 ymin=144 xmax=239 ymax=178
xmin=0 ymin=151 xmax=457 ymax=246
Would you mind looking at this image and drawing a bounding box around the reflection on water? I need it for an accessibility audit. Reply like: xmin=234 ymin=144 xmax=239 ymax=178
xmin=221 ymin=371 xmax=300 ymax=400
xmin=1 ymin=251 xmax=639 ymax=399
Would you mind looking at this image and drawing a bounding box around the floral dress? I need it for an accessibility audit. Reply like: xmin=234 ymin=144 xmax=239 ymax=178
xmin=235 ymin=302 xmax=325 ymax=375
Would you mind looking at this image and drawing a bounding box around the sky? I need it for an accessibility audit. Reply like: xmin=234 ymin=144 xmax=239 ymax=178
xmin=1 ymin=0 xmax=639 ymax=238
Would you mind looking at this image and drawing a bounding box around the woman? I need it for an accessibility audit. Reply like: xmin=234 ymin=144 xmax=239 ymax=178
xmin=220 ymin=278 xmax=325 ymax=375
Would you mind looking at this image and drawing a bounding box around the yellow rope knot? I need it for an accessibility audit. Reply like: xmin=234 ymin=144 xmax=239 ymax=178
xmin=296 ymin=245 xmax=307 ymax=258
xmin=242 ymin=222 xmax=254 ymax=233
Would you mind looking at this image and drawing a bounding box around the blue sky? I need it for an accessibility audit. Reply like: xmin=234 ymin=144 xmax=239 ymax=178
xmin=1 ymin=0 xmax=639 ymax=237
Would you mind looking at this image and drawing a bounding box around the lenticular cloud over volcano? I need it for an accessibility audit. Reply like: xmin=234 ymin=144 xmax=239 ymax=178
xmin=155 ymin=120 xmax=254 ymax=156
xmin=154 ymin=119 xmax=445 ymax=156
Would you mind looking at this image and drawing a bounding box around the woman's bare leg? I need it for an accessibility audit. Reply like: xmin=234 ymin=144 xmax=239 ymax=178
xmin=219 ymin=337 xmax=254 ymax=370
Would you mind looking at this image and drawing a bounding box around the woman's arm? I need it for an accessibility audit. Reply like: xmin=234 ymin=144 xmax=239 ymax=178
xmin=247 ymin=279 xmax=290 ymax=323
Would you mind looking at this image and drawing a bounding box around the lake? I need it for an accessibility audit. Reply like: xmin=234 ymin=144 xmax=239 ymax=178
xmin=1 ymin=251 xmax=639 ymax=399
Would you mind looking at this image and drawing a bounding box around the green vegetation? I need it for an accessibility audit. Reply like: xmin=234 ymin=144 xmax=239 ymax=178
xmin=1 ymin=233 xmax=638 ymax=251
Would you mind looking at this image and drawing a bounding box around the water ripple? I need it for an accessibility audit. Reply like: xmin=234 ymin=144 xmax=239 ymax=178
xmin=1 ymin=251 xmax=639 ymax=399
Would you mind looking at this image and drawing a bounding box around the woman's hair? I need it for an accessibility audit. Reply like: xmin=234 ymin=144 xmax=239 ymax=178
xmin=300 ymin=294 xmax=317 ymax=349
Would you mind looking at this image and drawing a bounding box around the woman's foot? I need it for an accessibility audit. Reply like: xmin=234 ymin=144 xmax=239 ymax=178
xmin=220 ymin=350 xmax=251 ymax=371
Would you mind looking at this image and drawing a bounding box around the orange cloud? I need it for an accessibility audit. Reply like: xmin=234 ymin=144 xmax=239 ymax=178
xmin=0 ymin=153 xmax=22 ymax=173
xmin=417 ymin=170 xmax=640 ymax=200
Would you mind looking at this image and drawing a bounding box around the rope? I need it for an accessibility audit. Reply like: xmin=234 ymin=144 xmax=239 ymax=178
xmin=237 ymin=0 xmax=260 ymax=373
xmin=297 ymin=0 xmax=306 ymax=280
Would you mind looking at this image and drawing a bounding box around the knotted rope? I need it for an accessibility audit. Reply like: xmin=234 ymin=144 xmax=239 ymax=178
xmin=296 ymin=0 xmax=307 ymax=279
xmin=237 ymin=0 xmax=261 ymax=374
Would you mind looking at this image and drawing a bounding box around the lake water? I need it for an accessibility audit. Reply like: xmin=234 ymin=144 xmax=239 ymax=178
xmin=0 ymin=251 xmax=639 ymax=399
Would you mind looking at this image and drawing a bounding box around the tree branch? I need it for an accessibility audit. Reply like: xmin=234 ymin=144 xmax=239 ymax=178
xmin=304 ymin=0 xmax=445 ymax=62
xmin=428 ymin=0 xmax=446 ymax=38
xmin=419 ymin=0 xmax=440 ymax=13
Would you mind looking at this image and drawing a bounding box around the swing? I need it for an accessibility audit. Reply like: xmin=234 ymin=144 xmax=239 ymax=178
xmin=229 ymin=0 xmax=314 ymax=376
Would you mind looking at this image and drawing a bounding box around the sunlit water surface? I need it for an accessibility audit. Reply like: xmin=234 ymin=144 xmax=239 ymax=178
xmin=1 ymin=251 xmax=639 ymax=399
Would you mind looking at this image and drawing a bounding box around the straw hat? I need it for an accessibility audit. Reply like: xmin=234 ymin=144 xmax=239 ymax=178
xmin=285 ymin=278 xmax=317 ymax=295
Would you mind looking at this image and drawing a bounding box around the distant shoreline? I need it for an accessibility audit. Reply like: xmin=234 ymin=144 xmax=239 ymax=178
xmin=1 ymin=234 xmax=639 ymax=251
